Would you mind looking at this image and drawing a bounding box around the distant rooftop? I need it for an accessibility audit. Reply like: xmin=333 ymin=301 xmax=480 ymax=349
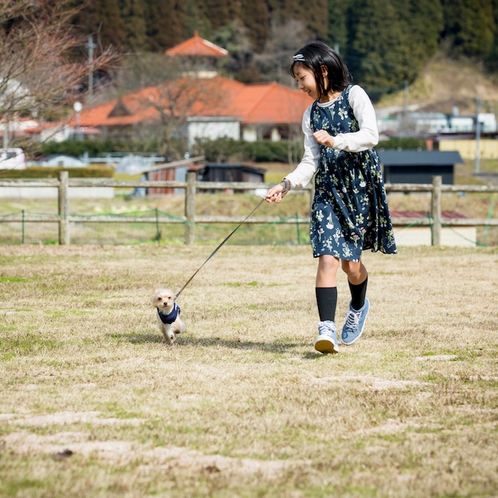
xmin=165 ymin=31 xmax=229 ymax=58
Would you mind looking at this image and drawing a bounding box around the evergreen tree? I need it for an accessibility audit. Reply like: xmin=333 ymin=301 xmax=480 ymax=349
xmin=202 ymin=0 xmax=239 ymax=30
xmin=266 ymin=0 xmax=328 ymax=40
xmin=346 ymin=0 xmax=412 ymax=100
xmin=327 ymin=0 xmax=349 ymax=53
xmin=441 ymin=0 xmax=495 ymax=56
xmin=71 ymin=0 xmax=125 ymax=50
xmin=98 ymin=0 xmax=126 ymax=48
xmin=118 ymin=0 xmax=148 ymax=52
xmin=70 ymin=0 xmax=101 ymax=41
xmin=185 ymin=0 xmax=213 ymax=39
xmin=485 ymin=0 xmax=498 ymax=71
xmin=214 ymin=21 xmax=258 ymax=82
xmin=391 ymin=0 xmax=443 ymax=75
xmin=146 ymin=0 xmax=187 ymax=51
xmin=305 ymin=0 xmax=329 ymax=39
xmin=240 ymin=0 xmax=269 ymax=52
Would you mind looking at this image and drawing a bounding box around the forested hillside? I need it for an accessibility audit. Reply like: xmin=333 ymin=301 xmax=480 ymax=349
xmin=74 ymin=0 xmax=498 ymax=99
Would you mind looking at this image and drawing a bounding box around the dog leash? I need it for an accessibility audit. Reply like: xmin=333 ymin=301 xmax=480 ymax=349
xmin=175 ymin=196 xmax=266 ymax=299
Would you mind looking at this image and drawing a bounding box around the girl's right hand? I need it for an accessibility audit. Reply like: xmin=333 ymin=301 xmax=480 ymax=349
xmin=266 ymin=181 xmax=288 ymax=204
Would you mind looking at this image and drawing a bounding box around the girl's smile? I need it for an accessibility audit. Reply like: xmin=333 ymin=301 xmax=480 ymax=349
xmin=294 ymin=66 xmax=320 ymax=100
xmin=294 ymin=65 xmax=341 ymax=103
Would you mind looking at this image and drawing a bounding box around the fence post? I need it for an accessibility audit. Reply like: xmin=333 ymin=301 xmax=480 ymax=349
xmin=295 ymin=213 xmax=301 ymax=245
xmin=431 ymin=175 xmax=442 ymax=246
xmin=58 ymin=171 xmax=70 ymax=245
xmin=155 ymin=208 xmax=161 ymax=241
xmin=185 ymin=171 xmax=196 ymax=245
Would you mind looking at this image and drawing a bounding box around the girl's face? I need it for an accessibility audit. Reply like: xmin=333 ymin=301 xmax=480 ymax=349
xmin=293 ymin=64 xmax=320 ymax=100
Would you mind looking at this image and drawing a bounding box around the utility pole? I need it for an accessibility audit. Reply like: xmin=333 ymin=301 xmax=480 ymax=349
xmin=401 ymin=81 xmax=408 ymax=133
xmin=73 ymin=102 xmax=82 ymax=140
xmin=88 ymin=36 xmax=95 ymax=99
xmin=475 ymin=95 xmax=481 ymax=175
xmin=3 ymin=116 xmax=9 ymax=149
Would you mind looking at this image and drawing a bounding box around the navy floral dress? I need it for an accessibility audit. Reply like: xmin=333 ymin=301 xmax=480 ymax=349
xmin=309 ymin=86 xmax=397 ymax=261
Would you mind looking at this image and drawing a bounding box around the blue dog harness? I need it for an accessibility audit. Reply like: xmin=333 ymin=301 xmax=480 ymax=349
xmin=157 ymin=302 xmax=180 ymax=325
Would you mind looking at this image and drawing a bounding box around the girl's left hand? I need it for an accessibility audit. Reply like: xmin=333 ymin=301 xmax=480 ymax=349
xmin=313 ymin=130 xmax=334 ymax=148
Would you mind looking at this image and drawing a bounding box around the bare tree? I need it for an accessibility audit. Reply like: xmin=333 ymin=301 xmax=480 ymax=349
xmin=0 ymin=0 xmax=118 ymax=149
xmin=95 ymin=52 xmax=227 ymax=161
xmin=133 ymin=74 xmax=226 ymax=160
xmin=253 ymin=19 xmax=309 ymax=86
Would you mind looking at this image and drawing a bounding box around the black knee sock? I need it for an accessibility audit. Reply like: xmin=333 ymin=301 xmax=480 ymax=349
xmin=348 ymin=277 xmax=368 ymax=311
xmin=315 ymin=287 xmax=337 ymax=322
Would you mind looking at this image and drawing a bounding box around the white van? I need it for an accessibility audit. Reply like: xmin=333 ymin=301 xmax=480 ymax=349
xmin=0 ymin=148 xmax=26 ymax=169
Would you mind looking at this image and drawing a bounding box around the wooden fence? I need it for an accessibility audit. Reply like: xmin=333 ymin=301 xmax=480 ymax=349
xmin=1 ymin=171 xmax=497 ymax=246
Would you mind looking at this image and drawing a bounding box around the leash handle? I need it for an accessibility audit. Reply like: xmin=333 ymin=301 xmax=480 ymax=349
xmin=175 ymin=197 xmax=265 ymax=299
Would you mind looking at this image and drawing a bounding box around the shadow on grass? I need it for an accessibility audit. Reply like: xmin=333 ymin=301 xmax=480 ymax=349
xmin=107 ymin=332 xmax=325 ymax=356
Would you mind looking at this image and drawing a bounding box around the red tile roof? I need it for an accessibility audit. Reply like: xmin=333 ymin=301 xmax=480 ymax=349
xmin=69 ymin=76 xmax=311 ymax=128
xmin=165 ymin=31 xmax=229 ymax=58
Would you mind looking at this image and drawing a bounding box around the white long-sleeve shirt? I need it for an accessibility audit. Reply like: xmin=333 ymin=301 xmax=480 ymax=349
xmin=286 ymin=85 xmax=379 ymax=190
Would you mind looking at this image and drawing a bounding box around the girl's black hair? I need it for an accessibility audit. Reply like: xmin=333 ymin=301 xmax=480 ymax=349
xmin=290 ymin=41 xmax=351 ymax=97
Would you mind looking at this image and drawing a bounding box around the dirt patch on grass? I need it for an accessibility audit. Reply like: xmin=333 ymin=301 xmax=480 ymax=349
xmin=2 ymin=430 xmax=305 ymax=478
xmin=311 ymin=375 xmax=427 ymax=390
xmin=357 ymin=418 xmax=424 ymax=435
xmin=415 ymin=355 xmax=458 ymax=361
xmin=2 ymin=412 xmax=145 ymax=427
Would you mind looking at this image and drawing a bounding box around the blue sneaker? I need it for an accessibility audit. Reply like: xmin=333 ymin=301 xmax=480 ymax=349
xmin=314 ymin=320 xmax=339 ymax=354
xmin=341 ymin=299 xmax=370 ymax=345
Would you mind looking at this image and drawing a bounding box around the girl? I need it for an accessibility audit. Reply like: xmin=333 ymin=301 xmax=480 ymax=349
xmin=266 ymin=41 xmax=397 ymax=354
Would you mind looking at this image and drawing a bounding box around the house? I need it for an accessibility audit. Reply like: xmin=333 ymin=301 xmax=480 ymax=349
xmin=377 ymin=108 xmax=497 ymax=135
xmin=60 ymin=75 xmax=309 ymax=149
xmin=377 ymin=150 xmax=463 ymax=184
xmin=0 ymin=118 xmax=39 ymax=143
xmin=165 ymin=30 xmax=229 ymax=79
xmin=44 ymin=33 xmax=309 ymax=149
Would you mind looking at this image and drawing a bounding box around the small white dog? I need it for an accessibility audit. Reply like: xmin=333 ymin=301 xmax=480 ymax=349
xmin=150 ymin=286 xmax=186 ymax=345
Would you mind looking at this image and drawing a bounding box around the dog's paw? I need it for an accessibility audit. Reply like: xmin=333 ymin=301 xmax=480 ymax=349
xmin=163 ymin=331 xmax=175 ymax=345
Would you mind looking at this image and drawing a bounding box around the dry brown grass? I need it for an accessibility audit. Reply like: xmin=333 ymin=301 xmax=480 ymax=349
xmin=377 ymin=52 xmax=498 ymax=115
xmin=1 ymin=244 xmax=497 ymax=497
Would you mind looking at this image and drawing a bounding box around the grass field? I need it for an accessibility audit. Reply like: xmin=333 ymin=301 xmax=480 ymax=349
xmin=1 ymin=244 xmax=497 ymax=497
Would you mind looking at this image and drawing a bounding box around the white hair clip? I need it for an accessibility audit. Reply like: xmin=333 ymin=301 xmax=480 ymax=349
xmin=293 ymin=54 xmax=305 ymax=62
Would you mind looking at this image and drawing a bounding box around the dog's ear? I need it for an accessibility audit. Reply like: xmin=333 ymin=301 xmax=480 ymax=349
xmin=153 ymin=285 xmax=158 ymax=292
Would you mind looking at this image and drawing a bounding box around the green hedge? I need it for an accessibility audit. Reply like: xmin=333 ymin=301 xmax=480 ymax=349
xmin=0 ymin=166 xmax=114 ymax=179
xmin=195 ymin=137 xmax=300 ymax=163
xmin=39 ymin=138 xmax=159 ymax=158
xmin=244 ymin=140 xmax=290 ymax=162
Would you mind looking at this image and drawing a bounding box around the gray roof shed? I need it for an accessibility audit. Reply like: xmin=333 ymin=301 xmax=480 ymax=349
xmin=377 ymin=150 xmax=463 ymax=184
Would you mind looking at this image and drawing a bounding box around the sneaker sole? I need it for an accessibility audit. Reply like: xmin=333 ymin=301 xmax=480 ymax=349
xmin=314 ymin=336 xmax=339 ymax=354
